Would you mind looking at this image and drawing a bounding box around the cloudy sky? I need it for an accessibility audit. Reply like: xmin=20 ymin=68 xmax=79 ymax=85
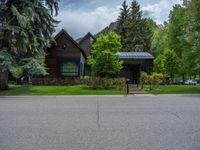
xmin=56 ymin=0 xmax=182 ymax=38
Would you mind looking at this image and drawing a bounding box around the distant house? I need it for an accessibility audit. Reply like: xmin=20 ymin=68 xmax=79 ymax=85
xmin=78 ymin=32 xmax=96 ymax=57
xmin=45 ymin=29 xmax=154 ymax=83
xmin=45 ymin=29 xmax=86 ymax=78
xmin=118 ymin=52 xmax=154 ymax=84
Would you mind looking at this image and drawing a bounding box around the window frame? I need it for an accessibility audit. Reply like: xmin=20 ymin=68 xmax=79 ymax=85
xmin=58 ymin=58 xmax=80 ymax=77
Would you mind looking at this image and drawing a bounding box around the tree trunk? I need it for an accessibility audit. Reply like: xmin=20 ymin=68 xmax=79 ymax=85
xmin=0 ymin=68 xmax=8 ymax=90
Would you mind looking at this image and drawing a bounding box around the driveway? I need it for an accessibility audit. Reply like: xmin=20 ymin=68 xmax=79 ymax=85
xmin=0 ymin=95 xmax=200 ymax=150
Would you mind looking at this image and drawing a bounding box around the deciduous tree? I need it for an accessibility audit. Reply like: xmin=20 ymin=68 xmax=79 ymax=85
xmin=163 ymin=49 xmax=179 ymax=82
xmin=88 ymin=32 xmax=123 ymax=77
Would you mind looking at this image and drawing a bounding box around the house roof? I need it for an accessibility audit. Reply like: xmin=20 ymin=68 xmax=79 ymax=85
xmin=54 ymin=29 xmax=87 ymax=59
xmin=117 ymin=52 xmax=154 ymax=59
xmin=77 ymin=32 xmax=96 ymax=44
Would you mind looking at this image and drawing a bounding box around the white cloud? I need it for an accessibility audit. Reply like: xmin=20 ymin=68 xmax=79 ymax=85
xmin=55 ymin=0 xmax=182 ymax=38
xmin=55 ymin=6 xmax=120 ymax=38
xmin=142 ymin=0 xmax=182 ymax=24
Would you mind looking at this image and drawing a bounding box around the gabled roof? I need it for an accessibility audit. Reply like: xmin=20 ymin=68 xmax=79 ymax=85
xmin=54 ymin=29 xmax=87 ymax=59
xmin=117 ymin=52 xmax=154 ymax=59
xmin=78 ymin=32 xmax=96 ymax=44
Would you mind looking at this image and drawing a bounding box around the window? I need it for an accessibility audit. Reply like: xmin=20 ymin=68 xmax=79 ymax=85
xmin=59 ymin=44 xmax=67 ymax=49
xmin=60 ymin=62 xmax=79 ymax=76
xmin=90 ymin=37 xmax=94 ymax=44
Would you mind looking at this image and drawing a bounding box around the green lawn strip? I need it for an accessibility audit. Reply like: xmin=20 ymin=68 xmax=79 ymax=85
xmin=0 ymin=85 xmax=125 ymax=96
xmin=143 ymin=85 xmax=200 ymax=95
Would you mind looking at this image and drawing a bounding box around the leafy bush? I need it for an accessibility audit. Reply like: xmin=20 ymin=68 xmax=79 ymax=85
xmin=140 ymin=71 xmax=148 ymax=89
xmin=85 ymin=77 xmax=125 ymax=90
xmin=147 ymin=73 xmax=163 ymax=90
xmin=32 ymin=78 xmax=84 ymax=86
xmin=140 ymin=72 xmax=163 ymax=90
xmin=32 ymin=77 xmax=126 ymax=90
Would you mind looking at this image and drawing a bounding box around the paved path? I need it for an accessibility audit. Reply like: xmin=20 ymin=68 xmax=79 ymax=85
xmin=0 ymin=95 xmax=200 ymax=150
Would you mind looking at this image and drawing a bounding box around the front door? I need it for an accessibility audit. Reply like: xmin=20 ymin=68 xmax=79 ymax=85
xmin=120 ymin=64 xmax=141 ymax=84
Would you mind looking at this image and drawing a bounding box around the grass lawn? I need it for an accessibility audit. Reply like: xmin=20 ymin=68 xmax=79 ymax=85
xmin=144 ymin=85 xmax=200 ymax=95
xmin=0 ymin=85 xmax=125 ymax=96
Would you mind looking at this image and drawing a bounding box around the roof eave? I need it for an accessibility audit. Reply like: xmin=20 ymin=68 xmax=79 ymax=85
xmin=54 ymin=29 xmax=87 ymax=60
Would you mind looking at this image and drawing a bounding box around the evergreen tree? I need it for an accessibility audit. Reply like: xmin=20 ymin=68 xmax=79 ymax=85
xmin=130 ymin=0 xmax=142 ymax=20
xmin=116 ymin=0 xmax=153 ymax=51
xmin=141 ymin=18 xmax=156 ymax=51
xmin=116 ymin=0 xmax=130 ymax=51
xmin=125 ymin=0 xmax=142 ymax=51
xmin=0 ymin=0 xmax=59 ymax=90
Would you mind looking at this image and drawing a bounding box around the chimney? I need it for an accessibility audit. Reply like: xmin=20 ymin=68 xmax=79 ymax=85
xmin=135 ymin=44 xmax=144 ymax=52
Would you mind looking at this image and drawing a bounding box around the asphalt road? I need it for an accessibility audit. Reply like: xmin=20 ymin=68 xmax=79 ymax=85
xmin=0 ymin=95 xmax=200 ymax=150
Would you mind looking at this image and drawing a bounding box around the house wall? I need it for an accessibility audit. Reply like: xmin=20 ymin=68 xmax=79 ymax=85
xmin=141 ymin=59 xmax=154 ymax=73
xmin=119 ymin=59 xmax=154 ymax=83
xmin=45 ymin=33 xmax=83 ymax=78
xmin=79 ymin=36 xmax=93 ymax=56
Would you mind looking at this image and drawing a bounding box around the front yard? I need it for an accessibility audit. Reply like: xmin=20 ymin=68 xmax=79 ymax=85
xmin=0 ymin=85 xmax=125 ymax=96
xmin=144 ymin=85 xmax=200 ymax=95
xmin=0 ymin=85 xmax=200 ymax=96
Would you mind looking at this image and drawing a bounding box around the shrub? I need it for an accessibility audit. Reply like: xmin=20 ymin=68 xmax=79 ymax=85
xmin=32 ymin=77 xmax=126 ymax=90
xmin=32 ymin=78 xmax=84 ymax=86
xmin=86 ymin=77 xmax=125 ymax=90
xmin=140 ymin=71 xmax=148 ymax=89
xmin=146 ymin=73 xmax=163 ymax=90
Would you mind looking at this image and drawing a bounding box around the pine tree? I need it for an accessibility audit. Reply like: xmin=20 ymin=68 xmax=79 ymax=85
xmin=127 ymin=0 xmax=152 ymax=51
xmin=116 ymin=0 xmax=153 ymax=51
xmin=130 ymin=0 xmax=142 ymax=20
xmin=0 ymin=0 xmax=59 ymax=90
xmin=116 ymin=0 xmax=130 ymax=51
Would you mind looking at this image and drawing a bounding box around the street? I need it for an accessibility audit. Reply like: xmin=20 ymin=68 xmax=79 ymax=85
xmin=0 ymin=95 xmax=200 ymax=150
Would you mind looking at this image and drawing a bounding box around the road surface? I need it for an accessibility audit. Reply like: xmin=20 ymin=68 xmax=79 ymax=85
xmin=0 ymin=95 xmax=200 ymax=150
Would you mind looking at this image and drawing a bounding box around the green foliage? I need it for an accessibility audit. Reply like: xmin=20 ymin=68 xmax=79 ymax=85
xmin=145 ymin=85 xmax=200 ymax=95
xmin=116 ymin=0 xmax=130 ymax=51
xmin=163 ymin=49 xmax=179 ymax=81
xmin=167 ymin=4 xmax=187 ymax=56
xmin=154 ymin=54 xmax=165 ymax=74
xmin=147 ymin=73 xmax=163 ymax=90
xmin=191 ymin=0 xmax=200 ymax=21
xmin=0 ymin=85 xmax=125 ymax=96
xmin=151 ymin=0 xmax=200 ymax=80
xmin=0 ymin=0 xmax=59 ymax=78
xmin=140 ymin=72 xmax=163 ymax=90
xmin=140 ymin=71 xmax=148 ymax=89
xmin=86 ymin=77 xmax=125 ymax=90
xmin=0 ymin=48 xmax=14 ymax=70
xmin=10 ymin=67 xmax=23 ymax=78
xmin=21 ymin=51 xmax=48 ymax=75
xmin=141 ymin=71 xmax=148 ymax=81
xmin=151 ymin=25 xmax=168 ymax=55
xmin=116 ymin=0 xmax=154 ymax=51
xmin=189 ymin=0 xmax=200 ymax=76
xmin=88 ymin=32 xmax=123 ymax=77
